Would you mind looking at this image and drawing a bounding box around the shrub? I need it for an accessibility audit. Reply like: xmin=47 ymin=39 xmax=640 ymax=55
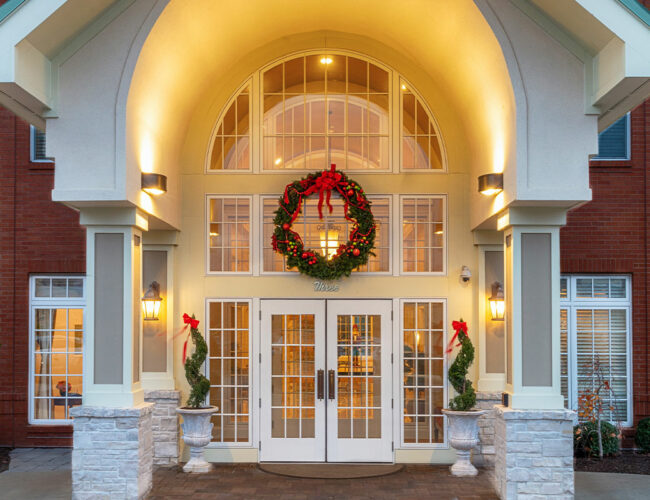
xmin=574 ymin=420 xmax=619 ymax=457
xmin=182 ymin=314 xmax=210 ymax=408
xmin=635 ymin=417 xmax=650 ymax=453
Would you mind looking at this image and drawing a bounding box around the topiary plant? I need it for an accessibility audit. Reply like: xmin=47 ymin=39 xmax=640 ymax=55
xmin=447 ymin=319 xmax=476 ymax=411
xmin=635 ymin=417 xmax=650 ymax=453
xmin=182 ymin=313 xmax=211 ymax=408
xmin=574 ymin=420 xmax=619 ymax=457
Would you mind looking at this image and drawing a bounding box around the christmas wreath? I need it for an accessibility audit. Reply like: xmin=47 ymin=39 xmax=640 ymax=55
xmin=272 ymin=164 xmax=376 ymax=281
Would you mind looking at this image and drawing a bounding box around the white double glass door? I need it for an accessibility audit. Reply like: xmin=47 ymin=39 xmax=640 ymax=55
xmin=260 ymin=300 xmax=392 ymax=462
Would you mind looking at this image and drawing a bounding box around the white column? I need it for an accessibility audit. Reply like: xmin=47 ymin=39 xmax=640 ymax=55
xmin=80 ymin=207 xmax=149 ymax=408
xmin=499 ymin=207 xmax=566 ymax=410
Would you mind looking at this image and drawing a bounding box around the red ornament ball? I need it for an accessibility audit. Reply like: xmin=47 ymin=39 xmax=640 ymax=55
xmin=352 ymin=248 xmax=361 ymax=256
xmin=347 ymin=189 xmax=354 ymax=197
xmin=282 ymin=223 xmax=291 ymax=230
xmin=301 ymin=252 xmax=308 ymax=259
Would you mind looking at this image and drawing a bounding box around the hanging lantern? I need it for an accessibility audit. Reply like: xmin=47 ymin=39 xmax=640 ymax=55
xmin=142 ymin=281 xmax=162 ymax=321
xmin=489 ymin=281 xmax=505 ymax=321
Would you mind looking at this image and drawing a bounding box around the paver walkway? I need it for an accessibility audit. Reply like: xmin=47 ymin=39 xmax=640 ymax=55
xmin=0 ymin=448 xmax=71 ymax=499
xmin=7 ymin=447 xmax=71 ymax=472
xmin=148 ymin=464 xmax=499 ymax=499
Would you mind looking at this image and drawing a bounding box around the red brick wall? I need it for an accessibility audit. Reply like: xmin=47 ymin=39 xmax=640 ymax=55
xmin=561 ymin=101 xmax=650 ymax=431
xmin=0 ymin=107 xmax=85 ymax=447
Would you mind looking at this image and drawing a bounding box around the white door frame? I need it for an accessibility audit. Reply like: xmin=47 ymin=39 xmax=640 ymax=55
xmin=259 ymin=299 xmax=393 ymax=462
xmin=326 ymin=299 xmax=393 ymax=462
xmin=260 ymin=300 xmax=326 ymax=461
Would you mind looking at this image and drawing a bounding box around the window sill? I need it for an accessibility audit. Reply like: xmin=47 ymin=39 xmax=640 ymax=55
xmin=589 ymin=159 xmax=633 ymax=168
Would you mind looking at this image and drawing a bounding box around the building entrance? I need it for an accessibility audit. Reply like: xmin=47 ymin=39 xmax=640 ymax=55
xmin=259 ymin=300 xmax=392 ymax=462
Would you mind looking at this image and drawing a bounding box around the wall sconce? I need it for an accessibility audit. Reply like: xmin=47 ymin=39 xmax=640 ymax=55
xmin=478 ymin=173 xmax=503 ymax=196
xmin=320 ymin=229 xmax=339 ymax=260
xmin=142 ymin=281 xmax=162 ymax=321
xmin=141 ymin=173 xmax=167 ymax=196
xmin=489 ymin=281 xmax=505 ymax=321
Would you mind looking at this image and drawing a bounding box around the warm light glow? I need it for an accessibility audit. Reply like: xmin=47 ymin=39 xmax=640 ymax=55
xmin=142 ymin=281 xmax=163 ymax=321
xmin=320 ymin=229 xmax=339 ymax=260
xmin=488 ymin=282 xmax=505 ymax=321
xmin=480 ymin=188 xmax=501 ymax=196
xmin=139 ymin=134 xmax=155 ymax=174
xmin=274 ymin=157 xmax=282 ymax=165
xmin=434 ymin=223 xmax=443 ymax=235
xmin=320 ymin=56 xmax=333 ymax=65
xmin=143 ymin=187 xmax=165 ymax=196
xmin=401 ymin=84 xmax=407 ymax=91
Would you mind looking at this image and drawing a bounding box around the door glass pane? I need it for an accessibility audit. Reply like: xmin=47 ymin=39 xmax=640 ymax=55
xmin=271 ymin=314 xmax=316 ymax=439
xmin=337 ymin=314 xmax=381 ymax=439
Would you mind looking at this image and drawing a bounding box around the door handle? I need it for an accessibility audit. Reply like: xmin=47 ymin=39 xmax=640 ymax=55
xmin=317 ymin=369 xmax=325 ymax=400
xmin=328 ymin=369 xmax=336 ymax=400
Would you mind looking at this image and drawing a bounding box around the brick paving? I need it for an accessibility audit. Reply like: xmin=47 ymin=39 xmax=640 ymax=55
xmin=148 ymin=464 xmax=498 ymax=499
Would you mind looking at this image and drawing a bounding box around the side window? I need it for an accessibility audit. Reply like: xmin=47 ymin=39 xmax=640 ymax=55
xmin=594 ymin=114 xmax=629 ymax=160
xmin=30 ymin=276 xmax=85 ymax=423
xmin=30 ymin=126 xmax=53 ymax=163
xmin=401 ymin=196 xmax=445 ymax=274
xmin=207 ymin=197 xmax=251 ymax=273
xmin=560 ymin=276 xmax=631 ymax=426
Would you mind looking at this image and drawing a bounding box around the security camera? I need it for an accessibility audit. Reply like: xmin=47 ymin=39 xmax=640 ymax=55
xmin=460 ymin=265 xmax=471 ymax=283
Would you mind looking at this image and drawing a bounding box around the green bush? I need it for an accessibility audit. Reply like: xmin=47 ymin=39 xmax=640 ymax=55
xmin=635 ymin=417 xmax=650 ymax=453
xmin=574 ymin=420 xmax=619 ymax=457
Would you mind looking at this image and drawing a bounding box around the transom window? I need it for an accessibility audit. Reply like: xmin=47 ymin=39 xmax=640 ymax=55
xmin=30 ymin=276 xmax=85 ymax=423
xmin=560 ymin=276 xmax=631 ymax=426
xmin=207 ymin=51 xmax=445 ymax=173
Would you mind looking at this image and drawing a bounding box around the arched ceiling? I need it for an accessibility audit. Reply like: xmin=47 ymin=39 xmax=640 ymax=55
xmin=127 ymin=0 xmax=515 ymax=184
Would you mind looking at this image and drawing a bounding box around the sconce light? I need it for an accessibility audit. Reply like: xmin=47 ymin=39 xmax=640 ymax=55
xmin=320 ymin=228 xmax=339 ymax=260
xmin=142 ymin=281 xmax=163 ymax=321
xmin=478 ymin=173 xmax=503 ymax=196
xmin=489 ymin=281 xmax=505 ymax=321
xmin=141 ymin=173 xmax=167 ymax=196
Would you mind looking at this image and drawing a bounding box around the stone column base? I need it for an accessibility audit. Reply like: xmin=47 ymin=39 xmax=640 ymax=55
xmin=71 ymin=404 xmax=154 ymax=500
xmin=492 ymin=405 xmax=574 ymax=499
xmin=475 ymin=392 xmax=502 ymax=467
xmin=144 ymin=389 xmax=181 ymax=465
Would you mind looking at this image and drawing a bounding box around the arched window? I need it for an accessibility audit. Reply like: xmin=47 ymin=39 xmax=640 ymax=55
xmin=207 ymin=52 xmax=444 ymax=173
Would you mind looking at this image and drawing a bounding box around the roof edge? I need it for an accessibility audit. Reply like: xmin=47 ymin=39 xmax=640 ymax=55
xmin=617 ymin=0 xmax=650 ymax=27
xmin=0 ymin=0 xmax=27 ymax=25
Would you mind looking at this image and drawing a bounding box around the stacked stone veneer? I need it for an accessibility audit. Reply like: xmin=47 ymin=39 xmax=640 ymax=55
xmin=144 ymin=390 xmax=181 ymax=465
xmin=492 ymin=405 xmax=574 ymax=500
xmin=71 ymin=404 xmax=154 ymax=500
xmin=475 ymin=392 xmax=501 ymax=467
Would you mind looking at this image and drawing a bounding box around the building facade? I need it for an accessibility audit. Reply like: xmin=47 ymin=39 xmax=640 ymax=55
xmin=1 ymin=0 xmax=650 ymax=498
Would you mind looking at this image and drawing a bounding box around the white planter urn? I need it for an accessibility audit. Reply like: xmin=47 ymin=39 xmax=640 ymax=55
xmin=442 ymin=409 xmax=487 ymax=476
xmin=176 ymin=406 xmax=217 ymax=473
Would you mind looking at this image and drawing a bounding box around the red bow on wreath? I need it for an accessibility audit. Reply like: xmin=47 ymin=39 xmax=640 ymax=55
xmin=445 ymin=320 xmax=468 ymax=354
xmin=303 ymin=164 xmax=343 ymax=219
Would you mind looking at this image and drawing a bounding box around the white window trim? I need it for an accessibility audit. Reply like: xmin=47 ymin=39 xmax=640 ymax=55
xmin=399 ymin=195 xmax=447 ymax=276
xmin=29 ymin=125 xmax=54 ymax=163
xmin=205 ymin=49 xmax=447 ymax=175
xmin=560 ymin=275 xmax=633 ymax=427
xmin=592 ymin=112 xmax=631 ymax=162
xmin=204 ymin=298 xmax=254 ymax=448
xmin=28 ymin=275 xmax=86 ymax=425
xmin=398 ymin=298 xmax=448 ymax=448
xmin=258 ymin=194 xmax=394 ymax=276
xmin=205 ymin=195 xmax=254 ymax=276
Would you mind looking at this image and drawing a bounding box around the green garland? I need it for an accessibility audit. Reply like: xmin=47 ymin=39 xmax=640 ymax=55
xmin=183 ymin=314 xmax=210 ymax=408
xmin=447 ymin=319 xmax=476 ymax=411
xmin=272 ymin=166 xmax=376 ymax=281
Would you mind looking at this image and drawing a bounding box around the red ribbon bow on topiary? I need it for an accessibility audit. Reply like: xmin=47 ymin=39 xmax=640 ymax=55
xmin=181 ymin=313 xmax=200 ymax=363
xmin=445 ymin=320 xmax=468 ymax=354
